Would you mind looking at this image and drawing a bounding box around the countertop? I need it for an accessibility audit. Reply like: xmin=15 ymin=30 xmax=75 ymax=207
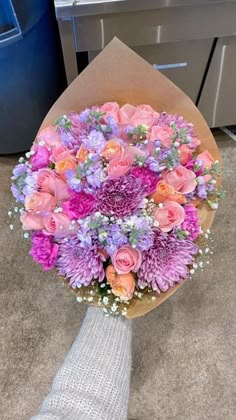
xmin=54 ymin=0 xmax=236 ymax=18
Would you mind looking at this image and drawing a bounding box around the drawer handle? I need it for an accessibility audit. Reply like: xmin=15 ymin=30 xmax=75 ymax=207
xmin=153 ymin=62 xmax=187 ymax=70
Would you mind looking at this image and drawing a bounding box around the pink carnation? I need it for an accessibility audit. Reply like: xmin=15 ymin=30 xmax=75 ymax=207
xmin=131 ymin=166 xmax=158 ymax=194
xmin=30 ymin=232 xmax=58 ymax=271
xmin=30 ymin=145 xmax=50 ymax=171
xmin=62 ymin=191 xmax=95 ymax=220
xmin=181 ymin=205 xmax=201 ymax=240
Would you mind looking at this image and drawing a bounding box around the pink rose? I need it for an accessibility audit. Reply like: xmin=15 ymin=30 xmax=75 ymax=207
xmin=30 ymin=145 xmax=50 ymax=171
xmin=112 ymin=245 xmax=142 ymax=274
xmin=30 ymin=232 xmax=58 ymax=271
xmin=125 ymin=145 xmax=148 ymax=159
xmin=149 ymin=126 xmax=174 ymax=147
xmin=25 ymin=192 xmax=56 ymax=213
xmin=50 ymin=145 xmax=74 ymax=163
xmin=154 ymin=201 xmax=185 ymax=232
xmin=37 ymin=169 xmax=70 ymax=204
xmin=107 ymin=154 xmax=133 ymax=178
xmin=119 ymin=104 xmax=159 ymax=127
xmin=179 ymin=144 xmax=193 ymax=165
xmin=100 ymin=102 xmax=120 ymax=122
xmin=62 ymin=191 xmax=95 ymax=220
xmin=163 ymin=165 xmax=197 ymax=194
xmin=37 ymin=125 xmax=62 ymax=148
xmin=20 ymin=212 xmax=44 ymax=230
xmin=197 ymin=150 xmax=214 ymax=169
xmin=43 ymin=212 xmax=71 ymax=237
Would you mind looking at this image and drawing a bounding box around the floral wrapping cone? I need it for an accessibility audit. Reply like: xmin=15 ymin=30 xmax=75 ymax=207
xmin=18 ymin=38 xmax=222 ymax=318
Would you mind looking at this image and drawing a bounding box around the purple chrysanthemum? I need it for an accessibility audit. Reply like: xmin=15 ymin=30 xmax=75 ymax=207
xmin=96 ymin=175 xmax=146 ymax=218
xmin=137 ymin=230 xmax=198 ymax=292
xmin=57 ymin=238 xmax=105 ymax=287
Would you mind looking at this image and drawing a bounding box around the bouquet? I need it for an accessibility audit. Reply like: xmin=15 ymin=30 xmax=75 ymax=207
xmin=10 ymin=39 xmax=222 ymax=318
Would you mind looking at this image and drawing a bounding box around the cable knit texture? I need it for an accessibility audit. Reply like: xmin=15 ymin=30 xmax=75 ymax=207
xmin=32 ymin=307 xmax=132 ymax=420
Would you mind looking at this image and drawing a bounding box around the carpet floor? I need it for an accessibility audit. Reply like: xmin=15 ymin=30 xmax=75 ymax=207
xmin=0 ymin=130 xmax=235 ymax=420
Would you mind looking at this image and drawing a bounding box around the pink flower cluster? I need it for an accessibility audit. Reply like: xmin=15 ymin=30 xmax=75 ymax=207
xmin=11 ymin=102 xmax=220 ymax=306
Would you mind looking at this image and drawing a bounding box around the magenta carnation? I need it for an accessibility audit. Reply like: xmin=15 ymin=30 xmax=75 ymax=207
xmin=96 ymin=175 xmax=146 ymax=218
xmin=57 ymin=238 xmax=105 ymax=286
xmin=131 ymin=166 xmax=158 ymax=194
xmin=62 ymin=191 xmax=95 ymax=220
xmin=137 ymin=230 xmax=198 ymax=292
xmin=30 ymin=232 xmax=58 ymax=271
xmin=181 ymin=205 xmax=201 ymax=240
xmin=30 ymin=145 xmax=50 ymax=171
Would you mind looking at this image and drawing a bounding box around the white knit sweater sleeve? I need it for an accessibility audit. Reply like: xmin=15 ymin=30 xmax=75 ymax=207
xmin=31 ymin=307 xmax=132 ymax=420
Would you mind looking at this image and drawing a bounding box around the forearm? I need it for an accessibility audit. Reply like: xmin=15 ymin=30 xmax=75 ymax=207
xmin=32 ymin=307 xmax=132 ymax=420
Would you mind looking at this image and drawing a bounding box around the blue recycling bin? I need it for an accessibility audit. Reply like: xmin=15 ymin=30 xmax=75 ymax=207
xmin=0 ymin=0 xmax=66 ymax=154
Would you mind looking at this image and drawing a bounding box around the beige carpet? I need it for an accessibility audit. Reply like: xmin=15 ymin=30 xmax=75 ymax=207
xmin=0 ymin=130 xmax=235 ymax=420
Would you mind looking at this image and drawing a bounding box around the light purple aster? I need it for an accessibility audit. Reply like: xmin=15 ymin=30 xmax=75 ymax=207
xmin=104 ymin=224 xmax=129 ymax=255
xmin=96 ymin=175 xmax=147 ymax=218
xmin=65 ymin=169 xmax=82 ymax=192
xmin=11 ymin=184 xmax=25 ymax=203
xmin=22 ymin=172 xmax=38 ymax=196
xmin=105 ymin=116 xmax=120 ymax=137
xmin=57 ymin=238 xmax=105 ymax=287
xmin=78 ymin=108 xmax=90 ymax=123
xmin=137 ymin=230 xmax=198 ymax=292
xmin=196 ymin=184 xmax=207 ymax=199
xmin=82 ymin=129 xmax=106 ymax=152
xmin=12 ymin=163 xmax=28 ymax=179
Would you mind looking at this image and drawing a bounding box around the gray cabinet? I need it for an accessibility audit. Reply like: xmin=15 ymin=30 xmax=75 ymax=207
xmin=198 ymin=36 xmax=236 ymax=127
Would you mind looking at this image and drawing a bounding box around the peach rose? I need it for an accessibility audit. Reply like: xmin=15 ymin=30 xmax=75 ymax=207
xmin=20 ymin=212 xmax=44 ymax=230
xmin=100 ymin=102 xmax=120 ymax=122
xmin=101 ymin=139 xmax=124 ymax=161
xmin=37 ymin=125 xmax=62 ymax=148
xmin=153 ymin=200 xmax=185 ymax=232
xmin=76 ymin=144 xmax=89 ymax=163
xmin=37 ymin=169 xmax=70 ymax=205
xmin=179 ymin=144 xmax=193 ymax=165
xmin=106 ymin=265 xmax=135 ymax=301
xmin=118 ymin=104 xmax=159 ymax=127
xmin=197 ymin=150 xmax=214 ymax=169
xmin=149 ymin=126 xmax=174 ymax=147
xmin=152 ymin=181 xmax=187 ymax=204
xmin=43 ymin=212 xmax=71 ymax=237
xmin=163 ymin=165 xmax=197 ymax=194
xmin=55 ymin=158 xmax=77 ymax=176
xmin=50 ymin=145 xmax=73 ymax=163
xmin=107 ymin=154 xmax=133 ymax=178
xmin=25 ymin=192 xmax=56 ymax=213
xmin=112 ymin=245 xmax=142 ymax=274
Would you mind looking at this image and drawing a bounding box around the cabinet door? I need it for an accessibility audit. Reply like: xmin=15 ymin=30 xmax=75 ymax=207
xmin=198 ymin=36 xmax=236 ymax=127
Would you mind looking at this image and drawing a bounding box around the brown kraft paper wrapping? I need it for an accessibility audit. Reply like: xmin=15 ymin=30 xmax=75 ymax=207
xmin=38 ymin=38 xmax=221 ymax=319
